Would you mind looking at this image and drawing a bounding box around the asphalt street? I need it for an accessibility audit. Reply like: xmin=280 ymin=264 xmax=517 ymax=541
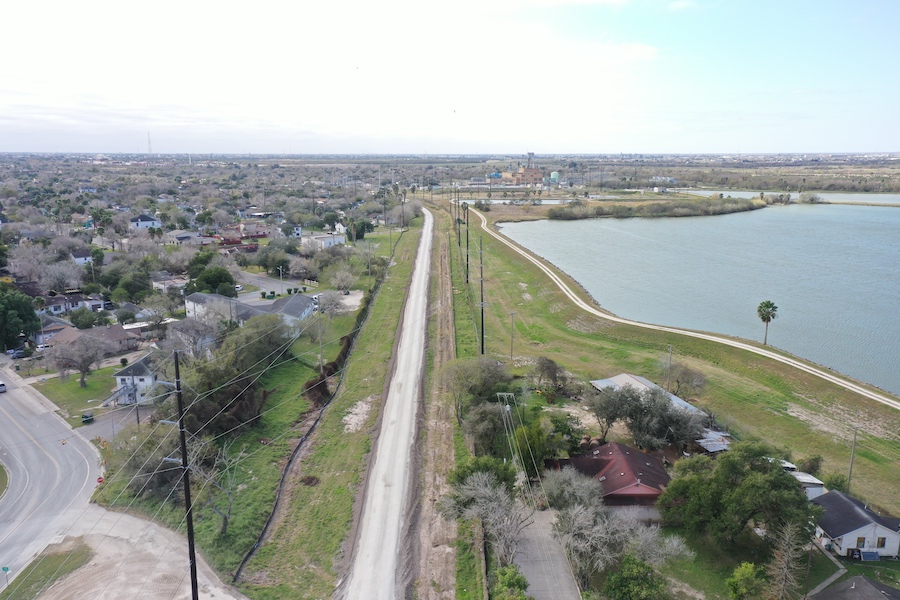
xmin=343 ymin=210 xmax=434 ymax=599
xmin=0 ymin=375 xmax=99 ymax=593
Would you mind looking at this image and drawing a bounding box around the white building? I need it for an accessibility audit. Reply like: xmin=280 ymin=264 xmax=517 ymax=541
xmin=812 ymin=491 xmax=900 ymax=558
xmin=112 ymin=355 xmax=157 ymax=405
xmin=301 ymin=233 xmax=346 ymax=251
xmin=129 ymin=214 xmax=162 ymax=230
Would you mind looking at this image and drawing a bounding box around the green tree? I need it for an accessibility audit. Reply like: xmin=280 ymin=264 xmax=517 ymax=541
xmin=587 ymin=384 xmax=636 ymax=443
xmin=822 ymin=472 xmax=849 ymax=493
xmin=726 ymin=562 xmax=765 ymax=600
xmin=90 ymin=247 xmax=105 ymax=267
xmin=602 ymin=555 xmax=668 ymax=600
xmin=69 ymin=306 xmax=97 ymax=329
xmin=491 ymin=564 xmax=532 ymax=600
xmin=450 ymin=456 xmax=517 ymax=494
xmin=186 ymin=267 xmax=235 ymax=297
xmin=757 ymin=300 xmax=778 ymax=345
xmin=0 ymin=289 xmax=41 ymax=348
xmin=658 ymin=442 xmax=817 ymax=545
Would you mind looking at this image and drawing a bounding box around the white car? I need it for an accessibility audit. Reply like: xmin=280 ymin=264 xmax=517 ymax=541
xmin=0 ymin=381 xmax=7 ymax=393
xmin=234 ymin=284 xmax=244 ymax=292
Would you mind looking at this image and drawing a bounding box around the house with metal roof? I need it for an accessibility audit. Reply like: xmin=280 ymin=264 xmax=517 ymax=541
xmin=812 ymin=491 xmax=900 ymax=559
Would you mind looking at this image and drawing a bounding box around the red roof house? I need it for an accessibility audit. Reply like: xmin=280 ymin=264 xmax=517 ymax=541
xmin=548 ymin=442 xmax=670 ymax=506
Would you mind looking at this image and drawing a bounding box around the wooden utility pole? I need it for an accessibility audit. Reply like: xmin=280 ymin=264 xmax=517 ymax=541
xmin=174 ymin=351 xmax=199 ymax=600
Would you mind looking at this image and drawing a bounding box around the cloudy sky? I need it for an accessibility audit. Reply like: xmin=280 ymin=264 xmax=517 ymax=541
xmin=2 ymin=0 xmax=897 ymax=154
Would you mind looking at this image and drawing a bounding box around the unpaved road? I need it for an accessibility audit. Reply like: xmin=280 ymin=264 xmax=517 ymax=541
xmin=38 ymin=504 xmax=247 ymax=600
xmin=342 ymin=209 xmax=434 ymax=599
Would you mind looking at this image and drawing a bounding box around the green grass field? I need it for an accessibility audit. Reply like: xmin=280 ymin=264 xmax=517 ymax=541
xmin=33 ymin=366 xmax=119 ymax=425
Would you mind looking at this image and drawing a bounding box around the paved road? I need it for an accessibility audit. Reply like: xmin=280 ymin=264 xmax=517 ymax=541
xmin=342 ymin=209 xmax=434 ymax=599
xmin=0 ymin=376 xmax=99 ymax=593
xmin=472 ymin=208 xmax=900 ymax=412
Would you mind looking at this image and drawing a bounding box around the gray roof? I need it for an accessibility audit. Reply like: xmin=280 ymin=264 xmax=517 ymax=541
xmin=590 ymin=373 xmax=705 ymax=416
xmin=810 ymin=576 xmax=900 ymax=600
xmin=269 ymin=294 xmax=315 ymax=319
xmin=812 ymin=491 xmax=900 ymax=538
xmin=114 ymin=355 xmax=154 ymax=378
xmin=185 ymin=292 xmax=268 ymax=323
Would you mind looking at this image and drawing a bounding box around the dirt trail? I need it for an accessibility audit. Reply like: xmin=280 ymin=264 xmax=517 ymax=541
xmin=412 ymin=210 xmax=458 ymax=599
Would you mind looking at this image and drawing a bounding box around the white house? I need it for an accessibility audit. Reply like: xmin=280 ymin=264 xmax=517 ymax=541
xmin=70 ymin=249 xmax=93 ymax=266
xmin=112 ymin=355 xmax=157 ymax=405
xmin=291 ymin=225 xmax=303 ymax=238
xmin=812 ymin=491 xmax=900 ymax=558
xmin=302 ymin=233 xmax=346 ymax=251
xmin=130 ymin=214 xmax=161 ymax=230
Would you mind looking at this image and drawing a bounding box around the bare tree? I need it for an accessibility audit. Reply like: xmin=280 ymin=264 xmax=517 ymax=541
xmin=8 ymin=243 xmax=51 ymax=282
xmin=438 ymin=472 xmax=533 ymax=567
xmin=40 ymin=261 xmax=83 ymax=294
xmin=50 ymin=334 xmax=114 ymax=387
xmin=765 ymin=521 xmax=806 ymax=600
xmin=188 ymin=439 xmax=244 ymax=536
xmin=667 ymin=362 xmax=707 ymax=398
xmin=317 ymin=290 xmax=343 ymax=317
xmin=533 ymin=356 xmax=562 ymax=388
xmin=329 ymin=264 xmax=356 ymax=292
xmin=543 ymin=466 xmax=604 ymax=510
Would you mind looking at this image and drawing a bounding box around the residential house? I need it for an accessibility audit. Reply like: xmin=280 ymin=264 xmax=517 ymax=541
xmin=151 ymin=271 xmax=189 ymax=293
xmin=302 ymin=233 xmax=346 ymax=251
xmin=185 ymin=292 xmax=314 ymax=327
xmin=809 ymin=576 xmax=900 ymax=600
xmin=164 ymin=229 xmax=198 ymax=245
xmin=70 ymin=249 xmax=93 ymax=265
xmin=112 ymin=355 xmax=157 ymax=405
xmin=547 ymin=442 xmax=670 ymax=507
xmin=185 ymin=292 xmax=268 ymax=326
xmin=30 ymin=315 xmax=75 ymax=346
xmin=129 ymin=214 xmax=161 ymax=230
xmin=49 ymin=324 xmax=139 ymax=355
xmin=590 ymin=373 xmax=730 ymax=453
xmin=812 ymin=491 xmax=900 ymax=558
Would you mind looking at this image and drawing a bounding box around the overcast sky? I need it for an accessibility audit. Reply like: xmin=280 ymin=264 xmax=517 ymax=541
xmin=2 ymin=0 xmax=897 ymax=154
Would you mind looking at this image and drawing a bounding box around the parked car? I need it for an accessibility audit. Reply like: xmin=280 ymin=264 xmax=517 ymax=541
xmin=0 ymin=381 xmax=7 ymax=393
xmin=9 ymin=349 xmax=26 ymax=359
xmin=6 ymin=347 xmax=24 ymax=356
xmin=35 ymin=344 xmax=51 ymax=351
xmin=234 ymin=284 xmax=243 ymax=292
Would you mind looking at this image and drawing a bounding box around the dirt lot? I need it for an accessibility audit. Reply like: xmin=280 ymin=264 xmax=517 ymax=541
xmin=38 ymin=504 xmax=246 ymax=600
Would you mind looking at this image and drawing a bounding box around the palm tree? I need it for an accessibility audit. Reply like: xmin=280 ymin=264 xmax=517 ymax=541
xmin=757 ymin=300 xmax=778 ymax=345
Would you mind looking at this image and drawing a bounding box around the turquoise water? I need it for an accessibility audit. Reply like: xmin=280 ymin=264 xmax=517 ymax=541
xmin=500 ymin=204 xmax=900 ymax=395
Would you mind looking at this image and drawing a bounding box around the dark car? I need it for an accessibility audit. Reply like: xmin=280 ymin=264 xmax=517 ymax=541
xmin=81 ymin=412 xmax=94 ymax=424
xmin=9 ymin=349 xmax=26 ymax=359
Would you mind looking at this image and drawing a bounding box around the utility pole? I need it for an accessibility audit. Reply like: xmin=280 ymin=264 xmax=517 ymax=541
xmin=174 ymin=351 xmax=200 ymax=600
xmin=480 ymin=237 xmax=485 ymax=355
xmin=465 ymin=205 xmax=470 ymax=285
xmin=509 ymin=312 xmax=517 ymax=363
xmin=847 ymin=427 xmax=858 ymax=494
xmin=665 ymin=344 xmax=673 ymax=392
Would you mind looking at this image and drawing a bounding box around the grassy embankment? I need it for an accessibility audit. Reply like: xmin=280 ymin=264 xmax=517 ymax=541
xmin=443 ymin=199 xmax=900 ymax=595
xmin=0 ymin=463 xmax=7 ymax=498
xmin=236 ymin=225 xmax=422 ymax=599
xmin=89 ymin=228 xmax=409 ymax=596
xmin=0 ymin=542 xmax=93 ymax=600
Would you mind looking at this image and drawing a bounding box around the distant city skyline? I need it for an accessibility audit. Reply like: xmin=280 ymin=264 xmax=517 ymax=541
xmin=2 ymin=0 xmax=897 ymax=154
